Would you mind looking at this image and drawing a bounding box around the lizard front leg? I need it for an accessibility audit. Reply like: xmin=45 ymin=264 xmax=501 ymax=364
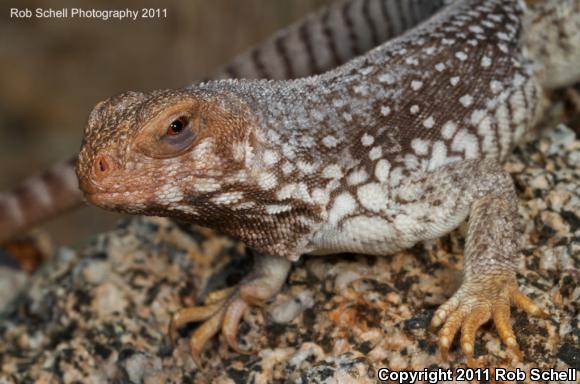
xmin=430 ymin=188 xmax=547 ymax=365
xmin=169 ymin=253 xmax=291 ymax=367
xmin=391 ymin=159 xmax=546 ymax=366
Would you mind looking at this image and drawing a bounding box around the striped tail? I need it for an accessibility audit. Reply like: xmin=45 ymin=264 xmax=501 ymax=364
xmin=0 ymin=157 xmax=80 ymax=244
xmin=212 ymin=0 xmax=447 ymax=79
xmin=0 ymin=0 xmax=448 ymax=244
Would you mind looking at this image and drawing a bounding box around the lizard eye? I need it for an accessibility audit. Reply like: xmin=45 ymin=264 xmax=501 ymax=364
xmin=136 ymin=103 xmax=201 ymax=159
xmin=166 ymin=116 xmax=188 ymax=136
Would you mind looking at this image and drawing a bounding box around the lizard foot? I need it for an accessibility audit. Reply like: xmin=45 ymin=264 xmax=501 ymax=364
xmin=169 ymin=255 xmax=291 ymax=368
xmin=430 ymin=275 xmax=547 ymax=366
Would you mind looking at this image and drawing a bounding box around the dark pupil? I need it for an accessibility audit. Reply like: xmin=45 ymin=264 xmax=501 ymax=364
xmin=168 ymin=118 xmax=185 ymax=134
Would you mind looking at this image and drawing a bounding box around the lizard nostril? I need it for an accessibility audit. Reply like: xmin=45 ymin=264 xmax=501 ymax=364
xmin=93 ymin=154 xmax=114 ymax=180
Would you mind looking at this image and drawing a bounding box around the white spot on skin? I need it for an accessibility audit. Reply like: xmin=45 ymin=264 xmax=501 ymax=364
xmin=232 ymin=201 xmax=256 ymax=210
xmin=423 ymin=116 xmax=435 ymax=129
xmin=328 ymin=192 xmax=356 ymax=225
xmin=282 ymin=162 xmax=294 ymax=175
xmin=389 ymin=167 xmax=404 ymax=188
xmin=450 ymin=76 xmax=460 ymax=86
xmin=359 ymin=66 xmax=373 ymax=75
xmin=312 ymin=188 xmax=329 ymax=205
xmin=510 ymin=91 xmax=526 ymax=125
xmin=262 ymin=150 xmax=279 ymax=166
xmin=452 ymin=129 xmax=479 ymax=158
xmin=404 ymin=154 xmax=419 ymax=170
xmin=282 ymin=143 xmax=296 ymax=159
xmin=481 ymin=56 xmax=491 ymax=67
xmin=211 ymin=191 xmax=244 ymax=205
xmin=410 ymin=105 xmax=420 ymax=114
xmin=194 ymin=179 xmax=221 ymax=193
xmin=459 ymin=94 xmax=474 ymax=107
xmin=455 ymin=52 xmax=468 ymax=62
xmin=322 ymin=135 xmax=339 ymax=148
xmin=442 ymin=38 xmax=455 ymax=45
xmin=380 ymin=106 xmax=391 ymax=116
xmin=265 ymin=204 xmax=292 ymax=215
xmin=495 ymin=104 xmax=511 ymax=158
xmin=343 ymin=112 xmax=353 ymax=122
xmin=481 ymin=20 xmax=495 ymax=29
xmin=374 ymin=159 xmax=390 ymax=183
xmin=353 ymin=84 xmax=368 ymax=96
xmin=469 ymin=25 xmax=484 ymax=34
xmin=411 ymin=138 xmax=430 ymax=155
xmin=226 ymin=170 xmax=248 ymax=184
xmin=357 ymin=183 xmax=388 ymax=212
xmin=369 ymin=146 xmax=382 ymax=161
xmin=397 ymin=184 xmax=422 ymax=202
xmin=428 ymin=141 xmax=448 ymax=171
xmin=490 ymin=80 xmax=503 ymax=93
xmin=258 ymin=172 xmax=278 ymax=190
xmin=267 ymin=130 xmax=280 ymax=144
xmin=347 ymin=168 xmax=369 ymax=186
xmin=322 ymin=164 xmax=342 ymax=179
xmin=300 ymin=136 xmax=315 ymax=148
xmin=361 ymin=134 xmax=374 ymax=146
xmin=513 ymin=73 xmax=526 ymax=87
xmin=156 ymin=184 xmax=184 ymax=204
xmin=497 ymin=32 xmax=510 ymax=41
xmin=276 ymin=183 xmax=311 ymax=202
xmin=411 ymin=80 xmax=423 ymax=90
xmin=193 ymin=138 xmax=216 ymax=160
xmin=297 ymin=160 xmax=317 ymax=175
xmin=435 ymin=62 xmax=446 ymax=72
xmin=441 ymin=121 xmax=458 ymax=140
xmin=424 ymin=47 xmax=436 ymax=55
xmin=405 ymin=57 xmax=419 ymax=65
xmin=378 ymin=73 xmax=396 ymax=84
xmin=471 ymin=109 xmax=496 ymax=156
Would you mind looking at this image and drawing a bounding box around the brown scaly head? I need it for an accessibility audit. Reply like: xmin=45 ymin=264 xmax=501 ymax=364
xmin=77 ymin=86 xmax=323 ymax=258
xmin=76 ymin=88 xmax=259 ymax=219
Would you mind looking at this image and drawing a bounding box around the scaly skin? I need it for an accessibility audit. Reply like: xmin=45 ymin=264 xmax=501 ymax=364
xmin=0 ymin=0 xmax=445 ymax=246
xmin=76 ymin=0 xmax=580 ymax=367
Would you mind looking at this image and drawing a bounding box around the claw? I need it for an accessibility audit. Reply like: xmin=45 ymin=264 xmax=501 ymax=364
xmin=222 ymin=298 xmax=249 ymax=353
xmin=169 ymin=301 xmax=224 ymax=345
xmin=188 ymin=306 xmax=227 ymax=369
xmin=511 ymin=289 xmax=548 ymax=318
xmin=438 ymin=307 xmax=467 ymax=360
xmin=460 ymin=305 xmax=491 ymax=368
xmin=430 ymin=296 xmax=459 ymax=330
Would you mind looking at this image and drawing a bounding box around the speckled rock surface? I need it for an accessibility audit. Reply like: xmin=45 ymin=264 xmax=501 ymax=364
xmin=0 ymin=98 xmax=578 ymax=383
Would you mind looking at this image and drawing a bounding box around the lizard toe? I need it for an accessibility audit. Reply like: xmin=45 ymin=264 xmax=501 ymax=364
xmin=433 ymin=277 xmax=546 ymax=365
xmin=222 ymin=297 xmax=249 ymax=353
xmin=188 ymin=305 xmax=227 ymax=369
xmin=169 ymin=300 xmax=225 ymax=346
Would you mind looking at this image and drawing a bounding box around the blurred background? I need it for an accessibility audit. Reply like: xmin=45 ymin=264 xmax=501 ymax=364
xmin=0 ymin=0 xmax=331 ymax=248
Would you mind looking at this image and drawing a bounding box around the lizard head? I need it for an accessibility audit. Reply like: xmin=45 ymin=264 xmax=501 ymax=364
xmin=76 ymin=87 xmax=258 ymax=217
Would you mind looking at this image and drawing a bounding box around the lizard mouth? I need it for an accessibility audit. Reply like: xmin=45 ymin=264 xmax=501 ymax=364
xmin=83 ymin=190 xmax=142 ymax=208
